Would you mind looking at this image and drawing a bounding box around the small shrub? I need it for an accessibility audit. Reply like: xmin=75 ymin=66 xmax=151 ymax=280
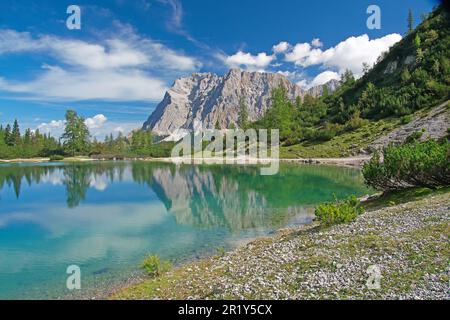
xmin=362 ymin=140 xmax=450 ymax=191
xmin=140 ymin=255 xmax=171 ymax=278
xmin=49 ymin=155 xmax=64 ymax=161
xmin=405 ymin=130 xmax=424 ymax=143
xmin=400 ymin=115 xmax=414 ymax=124
xmin=314 ymin=195 xmax=364 ymax=226
xmin=344 ymin=114 xmax=369 ymax=131
xmin=216 ymin=247 xmax=226 ymax=257
xmin=312 ymin=123 xmax=342 ymax=142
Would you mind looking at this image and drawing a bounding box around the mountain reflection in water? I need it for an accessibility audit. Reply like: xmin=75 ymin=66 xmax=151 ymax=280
xmin=0 ymin=161 xmax=368 ymax=231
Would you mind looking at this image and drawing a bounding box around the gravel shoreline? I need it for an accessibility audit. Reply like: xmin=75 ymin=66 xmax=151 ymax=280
xmin=113 ymin=192 xmax=449 ymax=300
xmin=0 ymin=156 xmax=370 ymax=168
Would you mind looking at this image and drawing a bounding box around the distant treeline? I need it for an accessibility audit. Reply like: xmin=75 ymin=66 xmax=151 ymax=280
xmin=0 ymin=120 xmax=61 ymax=158
xmin=0 ymin=112 xmax=175 ymax=159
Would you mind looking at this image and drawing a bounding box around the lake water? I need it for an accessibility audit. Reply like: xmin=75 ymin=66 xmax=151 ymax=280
xmin=0 ymin=161 xmax=370 ymax=299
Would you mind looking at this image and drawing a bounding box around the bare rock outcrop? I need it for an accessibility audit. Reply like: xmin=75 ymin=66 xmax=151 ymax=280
xmin=143 ymin=69 xmax=338 ymax=137
xmin=370 ymin=100 xmax=450 ymax=150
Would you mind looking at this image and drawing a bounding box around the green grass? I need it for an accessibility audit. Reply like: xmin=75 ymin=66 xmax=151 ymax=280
xmin=280 ymin=118 xmax=400 ymax=158
xmin=363 ymin=186 xmax=450 ymax=211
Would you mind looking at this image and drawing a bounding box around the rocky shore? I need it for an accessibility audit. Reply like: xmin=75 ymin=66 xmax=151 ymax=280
xmin=113 ymin=191 xmax=449 ymax=300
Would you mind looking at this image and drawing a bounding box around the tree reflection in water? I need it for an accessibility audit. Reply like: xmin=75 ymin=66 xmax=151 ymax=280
xmin=0 ymin=162 xmax=369 ymax=230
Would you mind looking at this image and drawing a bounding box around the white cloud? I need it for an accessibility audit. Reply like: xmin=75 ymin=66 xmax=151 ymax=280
xmin=272 ymin=41 xmax=290 ymax=54
xmin=296 ymin=79 xmax=308 ymax=89
xmin=142 ymin=39 xmax=200 ymax=71
xmin=0 ymin=29 xmax=200 ymax=72
xmin=311 ymin=38 xmax=323 ymax=48
xmin=277 ymin=70 xmax=292 ymax=78
xmin=0 ymin=66 xmax=167 ymax=101
xmin=46 ymin=38 xmax=149 ymax=70
xmin=85 ymin=114 xmax=107 ymax=129
xmin=223 ymin=51 xmax=275 ymax=71
xmin=295 ymin=71 xmax=340 ymax=90
xmin=310 ymin=71 xmax=340 ymax=87
xmin=283 ymin=33 xmax=402 ymax=76
xmin=285 ymin=42 xmax=311 ymax=62
xmin=296 ymin=71 xmax=340 ymax=90
xmin=37 ymin=114 xmax=138 ymax=139
xmin=88 ymin=121 xmax=139 ymax=140
xmin=37 ymin=120 xmax=66 ymax=137
xmin=0 ymin=29 xmax=42 ymax=53
xmin=0 ymin=28 xmax=201 ymax=102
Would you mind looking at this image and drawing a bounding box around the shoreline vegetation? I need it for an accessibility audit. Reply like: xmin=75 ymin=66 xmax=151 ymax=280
xmin=0 ymin=155 xmax=371 ymax=167
xmin=109 ymin=139 xmax=449 ymax=300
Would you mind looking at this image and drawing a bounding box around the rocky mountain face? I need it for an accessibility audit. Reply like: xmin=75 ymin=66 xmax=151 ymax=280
xmin=306 ymin=79 xmax=340 ymax=97
xmin=143 ymin=69 xmax=338 ymax=136
xmin=369 ymin=101 xmax=450 ymax=151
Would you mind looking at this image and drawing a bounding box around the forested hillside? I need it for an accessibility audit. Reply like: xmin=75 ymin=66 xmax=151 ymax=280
xmin=251 ymin=5 xmax=449 ymax=157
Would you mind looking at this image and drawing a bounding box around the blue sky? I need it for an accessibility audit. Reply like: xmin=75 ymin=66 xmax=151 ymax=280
xmin=0 ymin=0 xmax=439 ymax=138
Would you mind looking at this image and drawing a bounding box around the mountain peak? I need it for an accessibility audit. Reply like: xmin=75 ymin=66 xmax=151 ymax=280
xmin=143 ymin=69 xmax=339 ymax=137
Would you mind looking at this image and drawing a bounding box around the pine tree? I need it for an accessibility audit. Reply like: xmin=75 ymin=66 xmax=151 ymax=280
xmin=408 ymin=9 xmax=414 ymax=33
xmin=24 ymin=128 xmax=32 ymax=145
xmin=237 ymin=98 xmax=249 ymax=130
xmin=0 ymin=125 xmax=5 ymax=146
xmin=5 ymin=124 xmax=13 ymax=146
xmin=11 ymin=119 xmax=21 ymax=145
xmin=341 ymin=70 xmax=355 ymax=86
xmin=61 ymin=110 xmax=90 ymax=156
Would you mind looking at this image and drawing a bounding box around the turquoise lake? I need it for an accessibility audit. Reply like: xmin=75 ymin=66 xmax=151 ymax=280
xmin=0 ymin=161 xmax=370 ymax=299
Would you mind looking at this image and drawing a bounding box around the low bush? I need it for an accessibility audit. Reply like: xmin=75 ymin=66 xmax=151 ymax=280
xmin=344 ymin=114 xmax=369 ymax=131
xmin=314 ymin=195 xmax=364 ymax=226
xmin=401 ymin=115 xmax=414 ymax=124
xmin=140 ymin=255 xmax=171 ymax=278
xmin=362 ymin=139 xmax=450 ymax=192
xmin=405 ymin=129 xmax=425 ymax=144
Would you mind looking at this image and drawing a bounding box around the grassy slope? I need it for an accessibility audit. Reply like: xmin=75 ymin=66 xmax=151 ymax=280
xmin=280 ymin=117 xmax=400 ymax=158
xmin=280 ymin=101 xmax=449 ymax=159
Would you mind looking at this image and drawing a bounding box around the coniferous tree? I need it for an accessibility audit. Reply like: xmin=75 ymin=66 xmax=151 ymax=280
xmin=4 ymin=124 xmax=13 ymax=146
xmin=408 ymin=9 xmax=414 ymax=33
xmin=11 ymin=119 xmax=21 ymax=146
xmin=24 ymin=128 xmax=32 ymax=145
xmin=237 ymin=98 xmax=249 ymax=130
xmin=0 ymin=125 xmax=5 ymax=147
xmin=61 ymin=110 xmax=90 ymax=156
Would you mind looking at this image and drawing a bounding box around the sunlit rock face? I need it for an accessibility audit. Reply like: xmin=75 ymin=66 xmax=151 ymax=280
xmin=146 ymin=69 xmax=333 ymax=137
xmin=144 ymin=69 xmax=340 ymax=138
